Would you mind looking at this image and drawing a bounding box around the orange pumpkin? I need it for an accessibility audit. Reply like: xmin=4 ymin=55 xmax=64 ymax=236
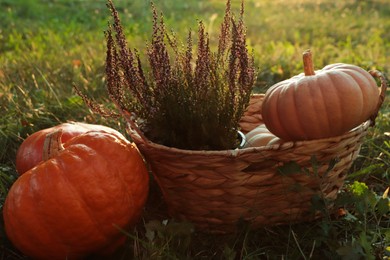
xmin=16 ymin=122 xmax=124 ymax=175
xmin=4 ymin=130 xmax=149 ymax=259
xmin=262 ymin=50 xmax=381 ymax=141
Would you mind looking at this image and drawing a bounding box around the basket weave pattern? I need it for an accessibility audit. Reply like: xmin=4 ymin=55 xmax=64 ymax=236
xmin=127 ymin=94 xmax=371 ymax=233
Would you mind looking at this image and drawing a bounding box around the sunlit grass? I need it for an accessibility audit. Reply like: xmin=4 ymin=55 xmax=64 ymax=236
xmin=0 ymin=0 xmax=389 ymax=259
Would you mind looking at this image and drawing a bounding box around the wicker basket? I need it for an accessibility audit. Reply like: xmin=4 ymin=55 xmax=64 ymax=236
xmin=124 ymin=71 xmax=387 ymax=234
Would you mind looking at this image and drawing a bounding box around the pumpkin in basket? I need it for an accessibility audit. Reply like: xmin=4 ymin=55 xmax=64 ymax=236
xmin=4 ymin=130 xmax=149 ymax=260
xmin=262 ymin=50 xmax=381 ymax=141
xmin=243 ymin=124 xmax=282 ymax=147
xmin=75 ymin=0 xmax=389 ymax=234
xmin=15 ymin=121 xmax=125 ymax=175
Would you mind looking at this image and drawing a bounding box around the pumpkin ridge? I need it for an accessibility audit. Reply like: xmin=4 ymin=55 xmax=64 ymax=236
xmin=337 ymin=70 xmax=365 ymax=129
xmin=61 ymin=135 xmax=143 ymax=244
xmin=55 ymin=146 xmax=116 ymax=246
xmin=340 ymin=70 xmax=365 ymax=125
xmin=98 ymin=143 xmax=139 ymax=221
xmin=67 ymin=134 xmax=140 ymax=209
xmin=110 ymin=146 xmax=139 ymax=207
xmin=275 ymin=85 xmax=295 ymax=140
xmin=15 ymin=130 xmax=48 ymax=174
xmin=4 ymin=177 xmax=59 ymax=258
xmin=340 ymin=68 xmax=377 ymax=120
xmin=325 ymin=72 xmax=345 ymax=135
xmin=301 ymin=76 xmax=323 ymax=137
xmin=316 ymin=75 xmax=332 ymax=137
xmin=33 ymin=164 xmax=82 ymax=255
xmin=28 ymin=165 xmax=73 ymax=257
xmin=291 ymin=80 xmax=311 ymax=139
xmin=262 ymin=87 xmax=285 ymax=138
xmin=26 ymin=145 xmax=111 ymax=257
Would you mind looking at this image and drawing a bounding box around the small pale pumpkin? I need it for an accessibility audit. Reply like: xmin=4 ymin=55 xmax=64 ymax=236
xmin=244 ymin=124 xmax=282 ymax=147
xmin=261 ymin=50 xmax=382 ymax=141
xmin=4 ymin=130 xmax=149 ymax=259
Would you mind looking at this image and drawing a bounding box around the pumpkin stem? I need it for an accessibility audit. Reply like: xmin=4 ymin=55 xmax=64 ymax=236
xmin=303 ymin=50 xmax=315 ymax=76
xmin=42 ymin=130 xmax=64 ymax=161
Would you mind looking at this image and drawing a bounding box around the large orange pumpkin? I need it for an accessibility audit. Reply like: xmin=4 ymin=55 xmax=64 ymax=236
xmin=16 ymin=122 xmax=124 ymax=175
xmin=4 ymin=130 xmax=149 ymax=259
xmin=262 ymin=50 xmax=381 ymax=141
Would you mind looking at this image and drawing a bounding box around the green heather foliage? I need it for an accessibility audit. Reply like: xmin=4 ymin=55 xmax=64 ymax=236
xmin=0 ymin=0 xmax=389 ymax=259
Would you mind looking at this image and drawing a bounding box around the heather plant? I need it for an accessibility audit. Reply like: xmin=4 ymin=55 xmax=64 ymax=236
xmin=2 ymin=1 xmax=389 ymax=259
xmin=99 ymin=0 xmax=255 ymax=150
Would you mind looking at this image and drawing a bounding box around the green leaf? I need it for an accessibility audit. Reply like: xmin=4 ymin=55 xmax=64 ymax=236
xmin=223 ymin=245 xmax=237 ymax=260
xmin=358 ymin=232 xmax=375 ymax=260
xmin=277 ymin=161 xmax=302 ymax=175
xmin=336 ymin=244 xmax=364 ymax=260
xmin=344 ymin=212 xmax=358 ymax=222
xmin=310 ymin=194 xmax=327 ymax=213
xmin=310 ymin=155 xmax=319 ymax=175
xmin=376 ymin=197 xmax=390 ymax=215
xmin=347 ymin=164 xmax=384 ymax=179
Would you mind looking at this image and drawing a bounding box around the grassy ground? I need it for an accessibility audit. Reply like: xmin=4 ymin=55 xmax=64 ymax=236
xmin=1 ymin=0 xmax=389 ymax=259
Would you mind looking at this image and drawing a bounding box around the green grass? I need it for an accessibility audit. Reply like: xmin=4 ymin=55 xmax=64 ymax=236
xmin=1 ymin=0 xmax=389 ymax=259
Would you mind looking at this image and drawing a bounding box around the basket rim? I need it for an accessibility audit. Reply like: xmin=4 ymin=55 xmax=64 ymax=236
xmin=123 ymin=70 xmax=386 ymax=157
xmin=126 ymin=119 xmax=371 ymax=157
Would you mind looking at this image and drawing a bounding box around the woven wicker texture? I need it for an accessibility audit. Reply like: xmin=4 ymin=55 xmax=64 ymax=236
xmin=125 ymin=71 xmax=387 ymax=233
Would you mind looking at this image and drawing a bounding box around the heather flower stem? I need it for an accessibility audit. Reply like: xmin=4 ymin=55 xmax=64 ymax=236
xmin=94 ymin=0 xmax=256 ymax=150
